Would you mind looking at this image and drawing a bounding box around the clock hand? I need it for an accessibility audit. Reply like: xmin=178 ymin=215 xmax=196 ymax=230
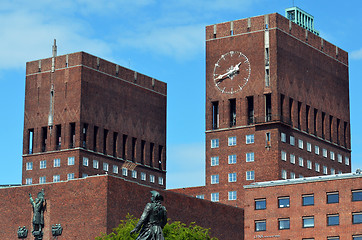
xmin=215 ymin=62 xmax=242 ymax=82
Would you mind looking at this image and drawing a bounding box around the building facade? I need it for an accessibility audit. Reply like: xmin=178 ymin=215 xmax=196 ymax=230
xmin=198 ymin=12 xmax=351 ymax=206
xmin=244 ymin=173 xmax=362 ymax=240
xmin=22 ymin=50 xmax=167 ymax=189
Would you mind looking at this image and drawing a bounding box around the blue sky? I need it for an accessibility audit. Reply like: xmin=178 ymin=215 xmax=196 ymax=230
xmin=0 ymin=0 xmax=361 ymax=189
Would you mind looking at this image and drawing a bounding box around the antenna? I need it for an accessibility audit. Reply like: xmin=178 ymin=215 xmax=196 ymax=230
xmin=52 ymin=39 xmax=57 ymax=57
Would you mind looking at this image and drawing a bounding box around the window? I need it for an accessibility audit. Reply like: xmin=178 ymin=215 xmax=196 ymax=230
xmin=211 ymin=139 xmax=219 ymax=148
xmin=53 ymin=159 xmax=60 ymax=167
xmin=281 ymin=151 xmax=287 ymax=161
xmin=353 ymin=212 xmax=362 ymax=224
xmin=298 ymin=139 xmax=303 ymax=149
xmin=303 ymin=216 xmax=314 ymax=228
xmin=338 ymin=154 xmax=342 ymax=163
xmin=40 ymin=160 xmax=47 ymax=169
xmin=290 ymin=136 xmax=295 ymax=146
xmin=53 ymin=175 xmax=60 ymax=182
xmin=39 ymin=176 xmax=46 ymax=184
xmin=82 ymin=173 xmax=88 ymax=178
xmin=141 ymin=172 xmax=146 ymax=181
xmin=327 ymin=192 xmax=339 ymax=204
xmin=211 ymin=156 xmax=219 ymax=166
xmin=303 ymin=194 xmax=314 ymax=206
xmin=255 ymin=199 xmax=266 ymax=210
xmin=299 ymin=157 xmax=304 ymax=167
xmin=228 ymin=173 xmax=237 ymax=182
xmin=212 ymin=101 xmax=219 ymax=129
xmin=323 ymin=149 xmax=327 ymax=158
xmin=228 ymin=155 xmax=237 ymax=164
xmin=331 ymin=168 xmax=335 ymax=175
xmin=307 ymin=142 xmax=312 ymax=152
xmin=246 ymin=152 xmax=254 ymax=162
xmin=330 ymin=151 xmax=335 ymax=160
xmin=113 ymin=165 xmax=118 ymax=174
xmin=299 ymin=174 xmax=304 ymax=178
xmin=158 ymin=177 xmax=164 ymax=185
xmin=327 ymin=237 xmax=340 ymax=240
xmin=228 ymin=136 xmax=236 ymax=146
xmin=327 ymin=214 xmax=339 ymax=226
xmin=122 ymin=168 xmax=128 ymax=176
xmin=255 ymin=220 xmax=266 ymax=232
xmin=345 ymin=156 xmax=350 ymax=165
xmin=196 ymin=195 xmax=204 ymax=199
xmin=352 ymin=190 xmax=362 ymax=201
xmin=150 ymin=175 xmax=155 ymax=183
xmin=246 ymin=171 xmax=255 ymax=180
xmin=353 ymin=235 xmax=362 ymax=240
xmin=290 ymin=172 xmax=295 ymax=179
xmin=103 ymin=162 xmax=109 ymax=171
xmin=93 ymin=160 xmax=99 ymax=169
xmin=83 ymin=157 xmax=89 ymax=166
xmin=307 ymin=160 xmax=312 ymax=169
xmin=278 ymin=197 xmax=290 ymax=208
xmin=315 ymin=145 xmax=320 ymax=155
xmin=246 ymin=134 xmax=254 ymax=144
xmin=132 ymin=170 xmax=137 ymax=178
xmin=315 ymin=163 xmax=320 ymax=172
xmin=68 ymin=156 xmax=75 ymax=165
xmin=278 ymin=218 xmax=290 ymax=230
xmin=228 ymin=191 xmax=237 ymax=200
xmin=281 ymin=169 xmax=287 ymax=179
xmin=281 ymin=133 xmax=286 ymax=142
xmin=323 ymin=166 xmax=328 ymax=174
xmin=211 ymin=193 xmax=219 ymax=202
xmin=26 ymin=162 xmax=33 ymax=170
xmin=67 ymin=173 xmax=74 ymax=180
xmin=290 ymin=154 xmax=295 ymax=164
xmin=211 ymin=175 xmax=219 ymax=184
xmin=26 ymin=178 xmax=32 ymax=185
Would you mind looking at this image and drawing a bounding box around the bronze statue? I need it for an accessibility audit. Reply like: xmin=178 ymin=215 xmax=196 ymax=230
xmin=29 ymin=189 xmax=46 ymax=239
xmin=131 ymin=191 xmax=167 ymax=240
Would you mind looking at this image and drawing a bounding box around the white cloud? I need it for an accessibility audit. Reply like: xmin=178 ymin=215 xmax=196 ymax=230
xmin=166 ymin=142 xmax=205 ymax=189
xmin=350 ymin=48 xmax=362 ymax=60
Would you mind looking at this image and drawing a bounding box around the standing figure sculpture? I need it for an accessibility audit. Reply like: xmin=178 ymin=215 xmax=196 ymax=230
xmin=130 ymin=191 xmax=167 ymax=240
xmin=29 ymin=189 xmax=46 ymax=239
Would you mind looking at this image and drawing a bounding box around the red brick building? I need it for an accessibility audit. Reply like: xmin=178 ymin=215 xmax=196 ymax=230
xmin=244 ymin=172 xmax=362 ymax=240
xmin=173 ymin=11 xmax=351 ymax=208
xmin=22 ymin=50 xmax=167 ymax=189
xmin=0 ymin=175 xmax=244 ymax=240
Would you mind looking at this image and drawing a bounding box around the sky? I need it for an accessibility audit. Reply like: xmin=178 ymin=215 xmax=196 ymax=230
xmin=0 ymin=0 xmax=361 ymax=189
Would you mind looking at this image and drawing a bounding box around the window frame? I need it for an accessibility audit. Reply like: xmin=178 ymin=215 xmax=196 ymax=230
xmin=278 ymin=196 xmax=290 ymax=208
xmin=211 ymin=139 xmax=219 ymax=148
xmin=246 ymin=134 xmax=255 ymax=144
xmin=83 ymin=157 xmax=89 ymax=166
xmin=93 ymin=160 xmax=99 ymax=169
xmin=352 ymin=212 xmax=362 ymax=224
xmin=278 ymin=218 xmax=290 ymax=230
xmin=302 ymin=216 xmax=315 ymax=228
xmin=255 ymin=220 xmax=266 ymax=232
xmin=327 ymin=192 xmax=339 ymax=204
xmin=228 ymin=154 xmax=237 ymax=164
xmin=68 ymin=156 xmax=75 ymax=166
xmin=255 ymin=199 xmax=266 ymax=210
xmin=211 ymin=156 xmax=219 ymax=166
xmin=53 ymin=175 xmax=60 ymax=182
xmin=40 ymin=160 xmax=47 ymax=169
xmin=352 ymin=189 xmax=362 ymax=202
xmin=211 ymin=174 xmax=219 ymax=184
xmin=302 ymin=194 xmax=314 ymax=206
xmin=246 ymin=171 xmax=255 ymax=180
xmin=211 ymin=192 xmax=219 ymax=202
xmin=281 ymin=132 xmax=286 ymax=142
xmin=228 ymin=173 xmax=237 ymax=182
xmin=228 ymin=136 xmax=237 ymax=146
xmin=228 ymin=191 xmax=237 ymax=200
xmin=246 ymin=152 xmax=255 ymax=162
xmin=26 ymin=162 xmax=33 ymax=170
xmin=327 ymin=214 xmax=339 ymax=226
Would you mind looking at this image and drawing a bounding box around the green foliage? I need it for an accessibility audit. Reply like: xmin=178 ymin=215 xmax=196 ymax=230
xmin=95 ymin=214 xmax=218 ymax=240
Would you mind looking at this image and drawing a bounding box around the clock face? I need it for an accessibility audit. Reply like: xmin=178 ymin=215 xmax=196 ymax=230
xmin=213 ymin=51 xmax=251 ymax=94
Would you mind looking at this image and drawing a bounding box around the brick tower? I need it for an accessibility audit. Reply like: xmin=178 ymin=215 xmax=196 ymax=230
xmin=22 ymin=42 xmax=167 ymax=189
xmin=203 ymin=11 xmax=351 ymax=205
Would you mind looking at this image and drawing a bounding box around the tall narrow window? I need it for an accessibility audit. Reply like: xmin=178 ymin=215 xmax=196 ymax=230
xmin=131 ymin=137 xmax=137 ymax=162
xmin=141 ymin=140 xmax=145 ymax=165
xmin=265 ymin=68 xmax=270 ymax=87
xmin=55 ymin=124 xmax=61 ymax=150
xmin=329 ymin=116 xmax=333 ymax=141
xmin=158 ymin=145 xmax=163 ymax=170
xmin=265 ymin=47 xmax=270 ymax=66
xmin=306 ymin=105 xmax=310 ymax=132
xmin=314 ymin=109 xmax=318 ymax=135
xmin=69 ymin=123 xmax=75 ymax=148
xmin=41 ymin=127 xmax=47 ymax=152
xmin=229 ymin=99 xmax=236 ymax=127
xmin=344 ymin=121 xmax=347 ymax=147
xmin=265 ymin=132 xmax=271 ymax=147
xmin=322 ymin=112 xmax=326 ymax=139
xmin=103 ymin=129 xmax=108 ymax=154
xmin=265 ymin=94 xmax=271 ymax=122
xmin=28 ymin=129 xmax=34 ymax=154
xmin=336 ymin=119 xmax=340 ymax=144
xmin=82 ymin=123 xmax=88 ymax=148
xmin=122 ymin=134 xmax=128 ymax=160
xmin=212 ymin=101 xmax=219 ymax=129
xmin=297 ymin=102 xmax=301 ymax=129
xmin=247 ymin=96 xmax=254 ymax=124
xmin=149 ymin=143 xmax=154 ymax=167
xmin=112 ymin=132 xmax=118 ymax=157
xmin=93 ymin=126 xmax=98 ymax=152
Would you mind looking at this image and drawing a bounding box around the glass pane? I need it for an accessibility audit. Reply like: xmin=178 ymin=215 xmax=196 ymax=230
xmin=327 ymin=193 xmax=339 ymax=203
xmin=279 ymin=198 xmax=290 ymax=208
xmin=352 ymin=191 xmax=362 ymax=201
xmin=353 ymin=213 xmax=362 ymax=224
xmin=255 ymin=221 xmax=266 ymax=231
xmin=255 ymin=199 xmax=266 ymax=210
xmin=279 ymin=219 xmax=290 ymax=229
xmin=303 ymin=218 xmax=314 ymax=228
xmin=303 ymin=195 xmax=314 ymax=206
xmin=328 ymin=215 xmax=339 ymax=226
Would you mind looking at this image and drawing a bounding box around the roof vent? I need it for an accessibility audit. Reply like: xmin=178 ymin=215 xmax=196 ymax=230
xmin=285 ymin=6 xmax=319 ymax=35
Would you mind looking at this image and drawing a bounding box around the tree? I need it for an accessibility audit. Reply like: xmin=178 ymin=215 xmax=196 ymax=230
xmin=95 ymin=214 xmax=218 ymax=240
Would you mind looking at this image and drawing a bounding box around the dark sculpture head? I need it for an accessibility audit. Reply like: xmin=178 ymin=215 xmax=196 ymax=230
xmin=150 ymin=191 xmax=163 ymax=202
